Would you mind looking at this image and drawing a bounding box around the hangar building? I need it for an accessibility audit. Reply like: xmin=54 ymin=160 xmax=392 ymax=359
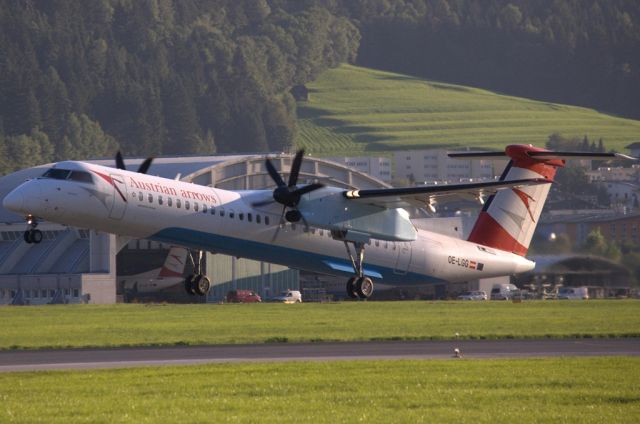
xmin=0 ymin=153 xmax=390 ymax=305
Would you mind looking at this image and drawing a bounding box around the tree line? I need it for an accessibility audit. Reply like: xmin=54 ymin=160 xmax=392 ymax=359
xmin=1 ymin=0 xmax=638 ymax=175
xmin=0 ymin=0 xmax=359 ymax=174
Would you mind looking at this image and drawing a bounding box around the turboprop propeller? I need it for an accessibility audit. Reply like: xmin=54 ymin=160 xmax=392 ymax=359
xmin=115 ymin=151 xmax=154 ymax=174
xmin=252 ymin=150 xmax=324 ymax=237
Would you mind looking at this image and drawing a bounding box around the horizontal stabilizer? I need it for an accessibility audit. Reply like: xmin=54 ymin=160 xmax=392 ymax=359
xmin=449 ymin=150 xmax=638 ymax=161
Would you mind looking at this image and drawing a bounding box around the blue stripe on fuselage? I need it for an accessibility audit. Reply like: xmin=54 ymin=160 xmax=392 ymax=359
xmin=149 ymin=227 xmax=443 ymax=286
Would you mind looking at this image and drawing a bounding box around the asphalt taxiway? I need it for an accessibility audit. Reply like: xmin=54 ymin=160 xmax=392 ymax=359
xmin=0 ymin=338 xmax=638 ymax=372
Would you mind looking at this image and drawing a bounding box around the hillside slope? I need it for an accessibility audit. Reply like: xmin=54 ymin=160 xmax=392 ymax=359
xmin=296 ymin=65 xmax=640 ymax=156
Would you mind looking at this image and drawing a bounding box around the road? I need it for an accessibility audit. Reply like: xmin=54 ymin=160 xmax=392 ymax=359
xmin=1 ymin=338 xmax=638 ymax=372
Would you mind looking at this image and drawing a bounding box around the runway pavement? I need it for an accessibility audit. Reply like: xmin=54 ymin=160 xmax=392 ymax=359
xmin=0 ymin=338 xmax=638 ymax=372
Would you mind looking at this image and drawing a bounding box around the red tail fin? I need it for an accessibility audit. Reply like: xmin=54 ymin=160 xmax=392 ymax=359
xmin=467 ymin=145 xmax=564 ymax=256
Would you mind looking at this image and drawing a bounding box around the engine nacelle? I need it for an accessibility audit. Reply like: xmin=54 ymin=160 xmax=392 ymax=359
xmin=299 ymin=187 xmax=416 ymax=242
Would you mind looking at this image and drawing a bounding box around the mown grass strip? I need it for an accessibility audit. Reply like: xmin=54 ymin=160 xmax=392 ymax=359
xmin=1 ymin=357 xmax=638 ymax=423
xmin=296 ymin=64 xmax=640 ymax=156
xmin=0 ymin=300 xmax=638 ymax=350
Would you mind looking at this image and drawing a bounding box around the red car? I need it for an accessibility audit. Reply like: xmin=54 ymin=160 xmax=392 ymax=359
xmin=225 ymin=290 xmax=262 ymax=303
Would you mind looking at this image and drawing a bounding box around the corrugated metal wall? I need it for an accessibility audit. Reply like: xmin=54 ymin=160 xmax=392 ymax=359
xmin=206 ymin=253 xmax=299 ymax=302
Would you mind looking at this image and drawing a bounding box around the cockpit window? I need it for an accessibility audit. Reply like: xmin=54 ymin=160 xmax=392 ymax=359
xmin=69 ymin=171 xmax=94 ymax=184
xmin=42 ymin=168 xmax=94 ymax=184
xmin=42 ymin=168 xmax=71 ymax=180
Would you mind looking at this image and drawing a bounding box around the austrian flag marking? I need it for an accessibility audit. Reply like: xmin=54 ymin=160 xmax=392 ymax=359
xmin=469 ymin=261 xmax=484 ymax=271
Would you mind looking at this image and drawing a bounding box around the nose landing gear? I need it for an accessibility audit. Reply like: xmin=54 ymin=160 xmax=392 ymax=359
xmin=23 ymin=215 xmax=43 ymax=244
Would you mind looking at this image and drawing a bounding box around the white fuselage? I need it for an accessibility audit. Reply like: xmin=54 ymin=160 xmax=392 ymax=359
xmin=3 ymin=161 xmax=534 ymax=286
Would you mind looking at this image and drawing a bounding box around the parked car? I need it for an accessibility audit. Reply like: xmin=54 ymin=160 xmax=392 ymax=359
xmin=490 ymin=283 xmax=519 ymax=300
xmin=226 ymin=290 xmax=262 ymax=303
xmin=557 ymin=286 xmax=589 ymax=300
xmin=457 ymin=291 xmax=487 ymax=300
xmin=271 ymin=290 xmax=303 ymax=303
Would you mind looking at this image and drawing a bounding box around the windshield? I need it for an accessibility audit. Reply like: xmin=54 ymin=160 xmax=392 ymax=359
xmin=42 ymin=168 xmax=94 ymax=184
xmin=42 ymin=168 xmax=71 ymax=180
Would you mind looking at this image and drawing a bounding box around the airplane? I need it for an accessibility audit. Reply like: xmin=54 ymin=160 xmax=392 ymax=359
xmin=121 ymin=246 xmax=189 ymax=294
xmin=3 ymin=144 xmax=635 ymax=299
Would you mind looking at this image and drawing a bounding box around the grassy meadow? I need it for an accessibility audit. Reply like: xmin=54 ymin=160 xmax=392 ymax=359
xmin=0 ymin=300 xmax=638 ymax=350
xmin=296 ymin=65 xmax=640 ymax=156
xmin=1 ymin=357 xmax=638 ymax=423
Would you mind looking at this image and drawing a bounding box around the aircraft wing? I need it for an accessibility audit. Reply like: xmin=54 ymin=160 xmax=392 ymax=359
xmin=342 ymin=178 xmax=551 ymax=209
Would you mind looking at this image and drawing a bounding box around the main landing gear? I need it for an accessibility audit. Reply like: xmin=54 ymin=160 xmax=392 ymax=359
xmin=23 ymin=214 xmax=43 ymax=244
xmin=185 ymin=250 xmax=211 ymax=297
xmin=343 ymin=241 xmax=374 ymax=299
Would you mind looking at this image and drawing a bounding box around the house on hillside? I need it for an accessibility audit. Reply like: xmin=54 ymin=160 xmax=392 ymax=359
xmin=290 ymin=85 xmax=309 ymax=101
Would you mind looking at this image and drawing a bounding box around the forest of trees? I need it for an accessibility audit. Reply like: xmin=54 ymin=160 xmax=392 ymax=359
xmin=1 ymin=0 xmax=639 ymax=175
xmin=0 ymin=0 xmax=360 ymax=173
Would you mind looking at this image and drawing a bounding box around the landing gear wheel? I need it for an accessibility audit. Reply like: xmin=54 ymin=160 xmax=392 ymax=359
xmin=346 ymin=277 xmax=358 ymax=299
xmin=355 ymin=277 xmax=374 ymax=299
xmin=23 ymin=229 xmax=43 ymax=244
xmin=184 ymin=275 xmax=196 ymax=295
xmin=31 ymin=229 xmax=43 ymax=244
xmin=193 ymin=275 xmax=211 ymax=296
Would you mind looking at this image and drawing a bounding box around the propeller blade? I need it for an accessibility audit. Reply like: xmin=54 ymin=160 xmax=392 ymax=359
xmin=299 ymin=210 xmax=310 ymax=232
xmin=271 ymin=205 xmax=287 ymax=243
xmin=137 ymin=157 xmax=154 ymax=174
xmin=265 ymin=158 xmax=286 ymax=188
xmin=288 ymin=149 xmax=305 ymax=187
xmin=295 ymin=183 xmax=324 ymax=196
xmin=115 ymin=151 xmax=126 ymax=170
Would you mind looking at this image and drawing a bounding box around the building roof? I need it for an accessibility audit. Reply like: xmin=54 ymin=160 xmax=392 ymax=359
xmin=89 ymin=154 xmax=258 ymax=180
xmin=541 ymin=211 xmax=640 ymax=225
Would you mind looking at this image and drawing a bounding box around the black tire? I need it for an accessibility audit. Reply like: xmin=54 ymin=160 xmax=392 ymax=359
xmin=184 ymin=275 xmax=196 ymax=295
xmin=356 ymin=277 xmax=374 ymax=299
xmin=24 ymin=231 xmax=32 ymax=244
xmin=346 ymin=277 xmax=358 ymax=299
xmin=31 ymin=229 xmax=43 ymax=244
xmin=194 ymin=275 xmax=211 ymax=296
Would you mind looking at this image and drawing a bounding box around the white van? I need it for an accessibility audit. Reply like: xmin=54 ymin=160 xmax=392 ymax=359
xmin=558 ymin=286 xmax=589 ymax=300
xmin=271 ymin=290 xmax=303 ymax=303
xmin=490 ymin=283 xmax=518 ymax=300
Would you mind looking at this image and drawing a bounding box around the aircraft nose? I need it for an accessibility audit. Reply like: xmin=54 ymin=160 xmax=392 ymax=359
xmin=3 ymin=189 xmax=25 ymax=213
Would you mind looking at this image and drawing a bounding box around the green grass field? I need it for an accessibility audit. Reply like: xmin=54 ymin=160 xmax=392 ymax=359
xmin=1 ymin=357 xmax=638 ymax=423
xmin=1 ymin=301 xmax=638 ymax=350
xmin=296 ymin=65 xmax=640 ymax=156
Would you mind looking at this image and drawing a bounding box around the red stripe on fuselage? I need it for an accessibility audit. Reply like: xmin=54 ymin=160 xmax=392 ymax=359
xmin=91 ymin=170 xmax=127 ymax=202
xmin=468 ymin=212 xmax=528 ymax=256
